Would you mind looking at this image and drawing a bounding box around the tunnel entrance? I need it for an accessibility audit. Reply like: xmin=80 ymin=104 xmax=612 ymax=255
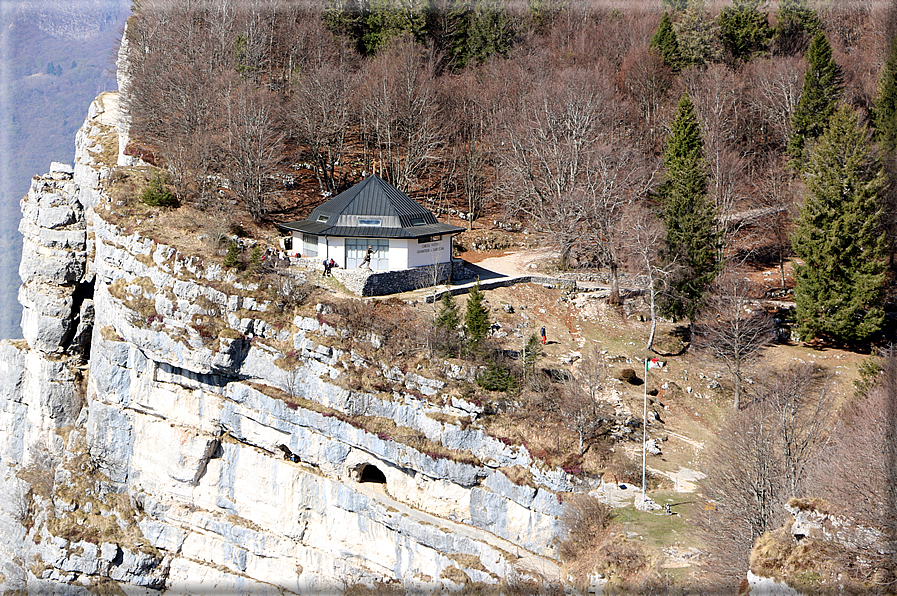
xmin=358 ymin=463 xmax=386 ymax=484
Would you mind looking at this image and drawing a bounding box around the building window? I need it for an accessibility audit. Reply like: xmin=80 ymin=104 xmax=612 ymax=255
xmin=303 ymin=233 xmax=318 ymax=257
xmin=411 ymin=217 xmax=426 ymax=226
xmin=345 ymin=238 xmax=389 ymax=270
xmin=358 ymin=219 xmax=381 ymax=227
xmin=316 ymin=215 xmax=329 ymax=223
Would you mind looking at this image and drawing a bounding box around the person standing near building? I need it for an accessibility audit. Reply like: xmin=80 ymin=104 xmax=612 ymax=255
xmin=361 ymin=245 xmax=377 ymax=269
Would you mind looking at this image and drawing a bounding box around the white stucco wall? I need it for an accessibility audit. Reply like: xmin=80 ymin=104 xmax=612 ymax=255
xmin=321 ymin=236 xmax=346 ymax=268
xmin=406 ymin=236 xmax=452 ymax=268
xmin=291 ymin=233 xmax=453 ymax=270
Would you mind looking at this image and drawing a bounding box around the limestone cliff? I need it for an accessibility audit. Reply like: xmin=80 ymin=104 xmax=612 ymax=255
xmin=0 ymin=90 xmax=570 ymax=594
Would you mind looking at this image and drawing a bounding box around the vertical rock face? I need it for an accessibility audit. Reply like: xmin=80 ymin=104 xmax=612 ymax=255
xmin=0 ymin=61 xmax=568 ymax=596
xmin=18 ymin=162 xmax=91 ymax=356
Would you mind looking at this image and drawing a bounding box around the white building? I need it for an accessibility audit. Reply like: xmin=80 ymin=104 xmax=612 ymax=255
xmin=278 ymin=175 xmax=465 ymax=272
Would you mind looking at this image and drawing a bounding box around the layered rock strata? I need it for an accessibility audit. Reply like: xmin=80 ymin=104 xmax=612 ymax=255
xmin=0 ymin=90 xmax=570 ymax=593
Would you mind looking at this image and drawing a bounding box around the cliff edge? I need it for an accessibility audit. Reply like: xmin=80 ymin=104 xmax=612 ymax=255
xmin=0 ymin=79 xmax=573 ymax=593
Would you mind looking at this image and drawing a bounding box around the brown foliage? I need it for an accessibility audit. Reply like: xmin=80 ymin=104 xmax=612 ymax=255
xmin=696 ymin=363 xmax=835 ymax=585
xmin=327 ymin=297 xmax=428 ymax=359
xmin=558 ymin=494 xmax=613 ymax=562
xmin=806 ymin=348 xmax=897 ymax=542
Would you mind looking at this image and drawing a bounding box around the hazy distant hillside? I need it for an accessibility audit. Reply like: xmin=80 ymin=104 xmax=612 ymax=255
xmin=0 ymin=0 xmax=130 ymax=338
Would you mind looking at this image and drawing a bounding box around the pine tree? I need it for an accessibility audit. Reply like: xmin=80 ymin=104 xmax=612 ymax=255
xmin=873 ymin=33 xmax=897 ymax=155
xmin=787 ymin=31 xmax=843 ymax=169
xmin=718 ymin=0 xmax=772 ymax=63
xmin=464 ymin=282 xmax=490 ymax=352
xmin=444 ymin=0 xmax=514 ymax=69
xmin=223 ymin=242 xmax=241 ymax=269
xmin=650 ymin=13 xmax=682 ymax=72
xmin=674 ymin=0 xmax=720 ymax=68
xmin=773 ymin=0 xmax=819 ymax=55
xmin=248 ymin=245 xmax=263 ymax=275
xmin=435 ymin=290 xmax=460 ymax=331
xmin=658 ymin=93 xmax=723 ymax=325
xmin=792 ymin=105 xmax=887 ymax=343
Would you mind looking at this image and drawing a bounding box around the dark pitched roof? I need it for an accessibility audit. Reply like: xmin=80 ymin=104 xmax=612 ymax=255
xmin=278 ymin=175 xmax=465 ymax=239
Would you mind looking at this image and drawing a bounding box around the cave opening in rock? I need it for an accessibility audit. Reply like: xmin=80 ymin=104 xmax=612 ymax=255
xmin=358 ymin=463 xmax=386 ymax=484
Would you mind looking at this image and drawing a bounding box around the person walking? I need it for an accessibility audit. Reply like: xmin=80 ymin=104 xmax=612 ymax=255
xmin=361 ymin=245 xmax=376 ymax=269
xmin=541 ymin=326 xmax=547 ymax=345
xmin=322 ymin=258 xmax=331 ymax=276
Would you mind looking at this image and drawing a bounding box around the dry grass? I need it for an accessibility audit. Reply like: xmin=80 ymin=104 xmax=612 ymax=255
xmin=558 ymin=494 xmax=614 ymax=566
xmin=250 ymin=382 xmax=482 ymax=468
xmin=440 ymin=566 xmax=471 ymax=584
xmin=500 ymin=465 xmax=536 ymax=489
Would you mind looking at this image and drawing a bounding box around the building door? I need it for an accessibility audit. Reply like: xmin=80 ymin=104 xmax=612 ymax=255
xmin=346 ymin=239 xmax=389 ymax=270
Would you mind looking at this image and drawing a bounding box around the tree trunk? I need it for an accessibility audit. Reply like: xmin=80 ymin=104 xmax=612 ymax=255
xmin=779 ymin=252 xmax=786 ymax=290
xmin=607 ymin=261 xmax=622 ymax=305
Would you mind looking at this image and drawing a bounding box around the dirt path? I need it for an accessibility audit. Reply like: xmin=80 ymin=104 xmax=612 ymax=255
xmin=469 ymin=247 xmax=559 ymax=277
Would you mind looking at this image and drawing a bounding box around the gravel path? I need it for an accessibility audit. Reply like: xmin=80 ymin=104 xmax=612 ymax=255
xmin=469 ymin=247 xmax=559 ymax=277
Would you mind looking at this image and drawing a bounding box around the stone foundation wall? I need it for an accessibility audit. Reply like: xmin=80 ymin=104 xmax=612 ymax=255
xmin=333 ymin=262 xmax=454 ymax=296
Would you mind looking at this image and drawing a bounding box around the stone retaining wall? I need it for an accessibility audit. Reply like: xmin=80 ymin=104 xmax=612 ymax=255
xmin=333 ymin=262 xmax=455 ymax=296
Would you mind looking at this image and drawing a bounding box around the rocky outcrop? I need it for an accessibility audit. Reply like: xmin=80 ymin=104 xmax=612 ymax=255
xmin=748 ymin=499 xmax=893 ymax=595
xmin=0 ymin=87 xmax=570 ymax=593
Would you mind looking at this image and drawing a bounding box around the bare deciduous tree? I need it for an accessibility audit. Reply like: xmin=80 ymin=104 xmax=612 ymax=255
xmin=496 ymin=64 xmax=615 ymax=265
xmin=698 ymin=362 xmax=836 ymax=583
xmin=693 ymin=272 xmax=774 ymax=409
xmin=359 ymin=38 xmax=442 ymax=191
xmin=291 ymin=61 xmax=355 ymax=194
xmin=744 ymin=56 xmax=804 ymax=150
xmin=760 ymin=364 xmax=835 ymax=501
xmin=564 ymin=349 xmax=610 ymax=456
xmin=751 ymin=153 xmax=798 ymax=290
xmin=698 ymin=401 xmax=783 ymax=584
xmin=578 ymin=146 xmax=655 ymax=304
xmin=807 ymin=347 xmax=897 ymax=540
xmin=622 ymin=201 xmax=673 ymax=351
xmin=223 ymin=84 xmax=284 ymax=220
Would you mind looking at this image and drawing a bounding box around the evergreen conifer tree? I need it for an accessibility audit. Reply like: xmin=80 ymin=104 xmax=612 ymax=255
xmin=464 ymin=282 xmax=490 ymax=352
xmin=444 ymin=0 xmax=514 ymax=69
xmin=873 ymin=33 xmax=897 ymax=155
xmin=773 ymin=0 xmax=819 ymax=55
xmin=435 ymin=291 xmax=460 ymax=332
xmin=787 ymin=31 xmax=843 ymax=169
xmin=248 ymin=245 xmax=263 ymax=275
xmin=658 ymin=93 xmax=723 ymax=325
xmin=223 ymin=242 xmax=241 ymax=269
xmin=650 ymin=13 xmax=683 ymax=72
xmin=792 ymin=105 xmax=887 ymax=343
xmin=718 ymin=0 xmax=772 ymax=63
xmin=662 ymin=0 xmax=688 ymax=11
xmin=674 ymin=0 xmax=720 ymax=68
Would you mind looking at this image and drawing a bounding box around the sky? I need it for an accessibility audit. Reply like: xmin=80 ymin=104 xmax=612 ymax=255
xmin=0 ymin=0 xmax=131 ymax=338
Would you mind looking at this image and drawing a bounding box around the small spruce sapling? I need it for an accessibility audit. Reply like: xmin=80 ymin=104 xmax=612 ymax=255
xmin=223 ymin=242 xmax=242 ymax=269
xmin=248 ymin=245 xmax=263 ymax=275
xmin=141 ymin=170 xmax=178 ymax=207
xmin=435 ymin=291 xmax=460 ymax=331
xmin=464 ymin=282 xmax=490 ymax=354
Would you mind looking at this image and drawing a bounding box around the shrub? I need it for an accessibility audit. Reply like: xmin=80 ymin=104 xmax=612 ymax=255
xmin=140 ymin=170 xmax=178 ymax=207
xmin=477 ymin=359 xmax=517 ymax=393
xmin=223 ymin=242 xmax=241 ymax=269
xmin=248 ymin=245 xmax=263 ymax=274
xmin=558 ymin=494 xmax=613 ymax=562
